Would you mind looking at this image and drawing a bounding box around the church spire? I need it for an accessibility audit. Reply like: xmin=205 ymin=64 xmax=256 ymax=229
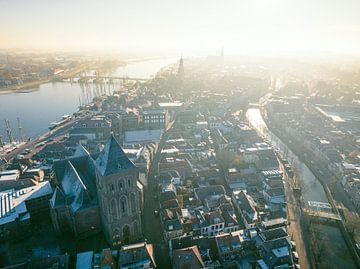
xmin=178 ymin=56 xmax=184 ymax=79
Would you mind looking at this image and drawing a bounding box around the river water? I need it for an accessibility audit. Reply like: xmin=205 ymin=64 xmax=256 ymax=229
xmin=246 ymin=108 xmax=328 ymax=203
xmin=0 ymin=58 xmax=178 ymax=142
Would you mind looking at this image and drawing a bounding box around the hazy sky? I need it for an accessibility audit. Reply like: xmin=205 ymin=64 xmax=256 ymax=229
xmin=1 ymin=0 xmax=360 ymax=57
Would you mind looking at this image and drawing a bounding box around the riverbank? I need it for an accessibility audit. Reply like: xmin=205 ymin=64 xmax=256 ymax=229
xmin=0 ymin=64 xmax=88 ymax=93
xmin=0 ymin=79 xmax=50 ymax=93
xmin=260 ymin=108 xmax=360 ymax=268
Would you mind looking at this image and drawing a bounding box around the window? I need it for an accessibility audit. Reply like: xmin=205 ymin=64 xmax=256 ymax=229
xmin=128 ymin=178 xmax=131 ymax=187
xmin=109 ymin=183 xmax=115 ymax=192
xmin=120 ymin=197 xmax=127 ymax=215
xmin=118 ymin=179 xmax=123 ymax=190
xmin=131 ymin=193 xmax=136 ymax=213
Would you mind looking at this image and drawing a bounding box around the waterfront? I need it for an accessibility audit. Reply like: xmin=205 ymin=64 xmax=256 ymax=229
xmin=246 ymin=108 xmax=328 ymax=203
xmin=246 ymin=107 xmax=357 ymax=269
xmin=0 ymin=58 xmax=177 ymax=142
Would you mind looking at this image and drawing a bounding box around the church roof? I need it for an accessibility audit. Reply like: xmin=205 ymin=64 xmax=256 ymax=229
xmin=50 ymin=186 xmax=66 ymax=208
xmin=52 ymin=154 xmax=98 ymax=211
xmin=95 ymin=135 xmax=136 ymax=176
xmin=73 ymin=143 xmax=90 ymax=158
xmin=71 ymin=187 xmax=93 ymax=212
xmin=53 ymin=154 xmax=98 ymax=198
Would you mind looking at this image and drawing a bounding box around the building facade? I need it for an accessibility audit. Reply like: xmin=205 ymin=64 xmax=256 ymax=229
xmin=95 ymin=135 xmax=143 ymax=246
xmin=50 ymin=136 xmax=143 ymax=246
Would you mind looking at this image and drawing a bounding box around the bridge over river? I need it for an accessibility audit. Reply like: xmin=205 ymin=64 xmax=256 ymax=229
xmin=61 ymin=75 xmax=151 ymax=82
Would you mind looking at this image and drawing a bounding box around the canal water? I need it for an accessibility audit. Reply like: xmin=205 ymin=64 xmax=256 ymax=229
xmin=246 ymin=108 xmax=357 ymax=269
xmin=246 ymin=108 xmax=328 ymax=203
xmin=0 ymin=58 xmax=178 ymax=142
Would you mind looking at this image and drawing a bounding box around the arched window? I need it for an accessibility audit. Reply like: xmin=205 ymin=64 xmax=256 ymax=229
xmin=122 ymin=225 xmax=130 ymax=244
xmin=120 ymin=196 xmax=127 ymax=216
xmin=131 ymin=192 xmax=136 ymax=213
xmin=111 ymin=199 xmax=118 ymax=219
xmin=112 ymin=228 xmax=120 ymax=247
xmin=118 ymin=179 xmax=124 ymax=191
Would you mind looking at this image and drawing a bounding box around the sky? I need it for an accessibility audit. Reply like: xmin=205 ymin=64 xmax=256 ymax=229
xmin=1 ymin=0 xmax=360 ymax=57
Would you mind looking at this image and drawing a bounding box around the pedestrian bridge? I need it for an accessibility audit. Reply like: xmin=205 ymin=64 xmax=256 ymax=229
xmin=304 ymin=200 xmax=341 ymax=221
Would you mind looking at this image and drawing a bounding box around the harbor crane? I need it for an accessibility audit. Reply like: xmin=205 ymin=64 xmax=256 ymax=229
xmin=4 ymin=119 xmax=13 ymax=143
xmin=17 ymin=117 xmax=23 ymax=142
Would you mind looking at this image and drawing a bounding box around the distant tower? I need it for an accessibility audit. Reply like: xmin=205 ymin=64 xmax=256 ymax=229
xmin=178 ymin=56 xmax=184 ymax=79
xmin=95 ymin=135 xmax=142 ymax=247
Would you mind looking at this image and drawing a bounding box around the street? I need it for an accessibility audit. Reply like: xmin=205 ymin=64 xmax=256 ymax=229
xmin=142 ymin=129 xmax=173 ymax=268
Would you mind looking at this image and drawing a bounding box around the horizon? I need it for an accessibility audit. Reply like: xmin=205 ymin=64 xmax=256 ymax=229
xmin=1 ymin=0 xmax=360 ymax=60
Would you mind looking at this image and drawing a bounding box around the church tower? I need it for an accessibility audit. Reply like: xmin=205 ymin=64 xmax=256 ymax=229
xmin=94 ymin=135 xmax=142 ymax=246
xmin=178 ymin=56 xmax=184 ymax=80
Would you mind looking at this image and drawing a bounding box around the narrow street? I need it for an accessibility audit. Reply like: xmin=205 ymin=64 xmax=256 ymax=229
xmin=284 ymin=176 xmax=312 ymax=269
xmin=142 ymin=129 xmax=173 ymax=268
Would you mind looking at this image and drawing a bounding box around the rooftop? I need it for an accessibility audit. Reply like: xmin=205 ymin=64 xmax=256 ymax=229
xmin=0 ymin=181 xmax=53 ymax=225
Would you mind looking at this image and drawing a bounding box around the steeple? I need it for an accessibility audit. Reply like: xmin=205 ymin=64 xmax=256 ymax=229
xmin=178 ymin=56 xmax=184 ymax=79
xmin=95 ymin=135 xmax=135 ymax=176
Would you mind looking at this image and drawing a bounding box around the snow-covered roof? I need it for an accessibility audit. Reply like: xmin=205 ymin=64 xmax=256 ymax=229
xmin=73 ymin=144 xmax=90 ymax=158
xmin=0 ymin=181 xmax=52 ymax=225
xmin=95 ymin=135 xmax=136 ymax=176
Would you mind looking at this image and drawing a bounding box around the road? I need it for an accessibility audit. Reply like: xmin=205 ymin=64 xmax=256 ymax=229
xmin=283 ymin=173 xmax=312 ymax=269
xmin=1 ymin=116 xmax=82 ymax=162
xmin=142 ymin=128 xmax=173 ymax=268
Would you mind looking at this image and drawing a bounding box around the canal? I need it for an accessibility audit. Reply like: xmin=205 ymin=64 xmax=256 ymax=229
xmin=0 ymin=57 xmax=177 ymax=142
xmin=246 ymin=108 xmax=328 ymax=203
xmin=246 ymin=107 xmax=357 ymax=269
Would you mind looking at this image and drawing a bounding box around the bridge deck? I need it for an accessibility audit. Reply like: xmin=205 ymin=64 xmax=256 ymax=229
xmin=304 ymin=208 xmax=342 ymax=221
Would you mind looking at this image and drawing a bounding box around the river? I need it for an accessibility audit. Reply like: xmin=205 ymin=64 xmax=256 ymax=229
xmin=0 ymin=57 xmax=178 ymax=142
